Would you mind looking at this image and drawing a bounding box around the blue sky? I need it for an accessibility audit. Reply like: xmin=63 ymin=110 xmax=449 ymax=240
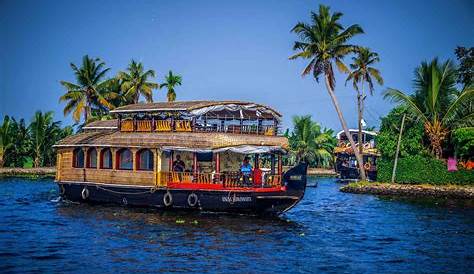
xmin=1 ymin=0 xmax=473 ymax=131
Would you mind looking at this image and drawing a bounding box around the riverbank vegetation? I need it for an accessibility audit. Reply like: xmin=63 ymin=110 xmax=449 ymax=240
xmin=0 ymin=112 xmax=72 ymax=168
xmin=285 ymin=115 xmax=337 ymax=168
xmin=378 ymin=47 xmax=473 ymax=184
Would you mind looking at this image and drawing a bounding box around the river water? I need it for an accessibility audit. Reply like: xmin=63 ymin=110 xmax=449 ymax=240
xmin=0 ymin=177 xmax=473 ymax=273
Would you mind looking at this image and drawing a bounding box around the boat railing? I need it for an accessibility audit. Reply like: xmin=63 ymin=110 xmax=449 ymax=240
xmin=120 ymin=119 xmax=280 ymax=136
xmin=158 ymin=171 xmax=282 ymax=188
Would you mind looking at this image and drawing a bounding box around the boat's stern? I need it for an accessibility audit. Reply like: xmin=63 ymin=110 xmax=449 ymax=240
xmin=255 ymin=163 xmax=308 ymax=215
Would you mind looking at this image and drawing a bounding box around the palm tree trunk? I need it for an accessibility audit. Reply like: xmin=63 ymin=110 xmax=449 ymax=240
xmin=0 ymin=151 xmax=4 ymax=168
xmin=325 ymin=75 xmax=367 ymax=181
xmin=358 ymin=80 xmax=364 ymax=155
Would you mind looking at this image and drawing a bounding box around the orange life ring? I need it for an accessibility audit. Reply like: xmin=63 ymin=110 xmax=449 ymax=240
xmin=364 ymin=162 xmax=371 ymax=170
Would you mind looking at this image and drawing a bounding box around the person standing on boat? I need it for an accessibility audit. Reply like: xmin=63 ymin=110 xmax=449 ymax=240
xmin=240 ymin=156 xmax=253 ymax=186
xmin=173 ymin=155 xmax=186 ymax=172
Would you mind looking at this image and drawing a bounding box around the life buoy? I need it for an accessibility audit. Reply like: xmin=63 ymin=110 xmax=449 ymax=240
xmin=163 ymin=191 xmax=173 ymax=207
xmin=81 ymin=187 xmax=89 ymax=200
xmin=187 ymin=193 xmax=199 ymax=207
xmin=364 ymin=162 xmax=371 ymax=170
xmin=60 ymin=184 xmax=66 ymax=195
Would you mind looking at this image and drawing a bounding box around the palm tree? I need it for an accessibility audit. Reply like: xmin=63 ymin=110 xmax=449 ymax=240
xmin=161 ymin=70 xmax=183 ymax=102
xmin=346 ymin=47 xmax=383 ymax=154
xmin=29 ymin=111 xmax=61 ymax=167
xmin=289 ymin=115 xmax=336 ymax=167
xmin=289 ymin=4 xmax=367 ymax=180
xmin=6 ymin=118 xmax=32 ymax=167
xmin=0 ymin=116 xmax=12 ymax=168
xmin=118 ymin=60 xmax=159 ymax=104
xmin=60 ymin=55 xmax=115 ymax=123
xmin=383 ymin=58 xmax=473 ymax=158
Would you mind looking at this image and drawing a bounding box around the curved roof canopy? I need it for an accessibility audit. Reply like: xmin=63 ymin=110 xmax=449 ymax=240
xmin=110 ymin=100 xmax=282 ymax=121
xmin=336 ymin=129 xmax=377 ymax=140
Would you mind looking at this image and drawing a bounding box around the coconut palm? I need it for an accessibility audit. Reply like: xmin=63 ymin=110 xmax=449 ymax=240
xmin=289 ymin=115 xmax=336 ymax=167
xmin=5 ymin=118 xmax=32 ymax=167
xmin=60 ymin=55 xmax=115 ymax=123
xmin=0 ymin=116 xmax=12 ymax=168
xmin=161 ymin=70 xmax=183 ymax=102
xmin=289 ymin=4 xmax=367 ymax=179
xmin=29 ymin=111 xmax=60 ymax=167
xmin=118 ymin=60 xmax=159 ymax=104
xmin=346 ymin=47 xmax=383 ymax=154
xmin=383 ymin=58 xmax=474 ymax=158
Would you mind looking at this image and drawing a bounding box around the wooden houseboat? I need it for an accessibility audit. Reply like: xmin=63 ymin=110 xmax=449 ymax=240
xmin=334 ymin=129 xmax=379 ymax=181
xmin=54 ymin=101 xmax=307 ymax=215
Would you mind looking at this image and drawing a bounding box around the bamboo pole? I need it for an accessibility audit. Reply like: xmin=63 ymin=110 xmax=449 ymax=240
xmin=391 ymin=114 xmax=406 ymax=183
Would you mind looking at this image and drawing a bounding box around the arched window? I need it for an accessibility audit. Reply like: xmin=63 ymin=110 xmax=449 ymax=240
xmin=100 ymin=148 xmax=113 ymax=169
xmin=86 ymin=148 xmax=97 ymax=168
xmin=73 ymin=148 xmax=84 ymax=168
xmin=137 ymin=149 xmax=154 ymax=171
xmin=117 ymin=148 xmax=133 ymax=170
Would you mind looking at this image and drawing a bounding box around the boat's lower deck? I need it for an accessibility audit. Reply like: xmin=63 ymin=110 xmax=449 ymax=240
xmin=58 ymin=181 xmax=300 ymax=215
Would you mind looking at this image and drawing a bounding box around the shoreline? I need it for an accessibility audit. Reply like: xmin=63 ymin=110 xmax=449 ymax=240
xmin=0 ymin=167 xmax=336 ymax=179
xmin=0 ymin=167 xmax=56 ymax=179
xmin=340 ymin=182 xmax=474 ymax=200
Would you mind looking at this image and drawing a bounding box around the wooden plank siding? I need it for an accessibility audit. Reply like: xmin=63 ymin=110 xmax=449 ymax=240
xmin=57 ymin=148 xmax=156 ymax=186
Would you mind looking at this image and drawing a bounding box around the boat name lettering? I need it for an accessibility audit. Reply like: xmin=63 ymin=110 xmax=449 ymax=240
xmin=222 ymin=196 xmax=252 ymax=203
xmin=290 ymin=175 xmax=302 ymax=180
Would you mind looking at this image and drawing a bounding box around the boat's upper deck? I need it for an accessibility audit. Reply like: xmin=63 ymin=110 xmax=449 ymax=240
xmin=103 ymin=100 xmax=282 ymax=137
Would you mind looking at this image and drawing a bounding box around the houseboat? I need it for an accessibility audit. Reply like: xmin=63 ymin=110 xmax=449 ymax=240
xmin=54 ymin=101 xmax=307 ymax=215
xmin=334 ymin=129 xmax=379 ymax=181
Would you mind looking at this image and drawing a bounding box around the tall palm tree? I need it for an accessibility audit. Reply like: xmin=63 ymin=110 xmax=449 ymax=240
xmin=161 ymin=70 xmax=183 ymax=102
xmin=29 ymin=111 xmax=60 ymax=167
xmin=383 ymin=58 xmax=473 ymax=158
xmin=289 ymin=115 xmax=336 ymax=167
xmin=0 ymin=116 xmax=12 ymax=168
xmin=118 ymin=60 xmax=159 ymax=104
xmin=289 ymin=5 xmax=367 ymax=180
xmin=60 ymin=55 xmax=115 ymax=123
xmin=346 ymin=47 xmax=383 ymax=154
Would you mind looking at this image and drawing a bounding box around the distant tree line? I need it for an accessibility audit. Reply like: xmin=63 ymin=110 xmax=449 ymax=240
xmin=0 ymin=111 xmax=73 ymax=168
xmin=285 ymin=115 xmax=337 ymax=168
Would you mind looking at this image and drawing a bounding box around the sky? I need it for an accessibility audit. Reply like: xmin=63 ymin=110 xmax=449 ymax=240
xmin=1 ymin=0 xmax=473 ymax=131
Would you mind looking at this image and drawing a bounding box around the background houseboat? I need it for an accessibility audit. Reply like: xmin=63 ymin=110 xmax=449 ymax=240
xmin=334 ymin=129 xmax=379 ymax=181
xmin=54 ymin=101 xmax=307 ymax=215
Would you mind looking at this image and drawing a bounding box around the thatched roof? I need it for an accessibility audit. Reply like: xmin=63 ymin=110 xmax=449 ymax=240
xmin=109 ymin=100 xmax=282 ymax=118
xmin=54 ymin=131 xmax=288 ymax=150
xmin=82 ymin=119 xmax=118 ymax=130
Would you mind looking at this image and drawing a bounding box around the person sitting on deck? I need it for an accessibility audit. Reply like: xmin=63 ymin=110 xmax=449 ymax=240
xmin=240 ymin=156 xmax=253 ymax=186
xmin=173 ymin=155 xmax=186 ymax=172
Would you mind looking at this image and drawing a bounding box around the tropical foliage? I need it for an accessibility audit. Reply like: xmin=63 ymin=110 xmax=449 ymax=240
xmin=346 ymin=47 xmax=383 ymax=154
xmin=383 ymin=58 xmax=473 ymax=158
xmin=286 ymin=115 xmax=337 ymax=168
xmin=376 ymin=106 xmax=428 ymax=159
xmin=289 ymin=4 xmax=368 ymax=179
xmin=118 ymin=60 xmax=159 ymax=104
xmin=0 ymin=112 xmax=72 ymax=168
xmin=59 ymin=55 xmax=115 ymax=123
xmin=60 ymin=56 xmax=176 ymax=125
xmin=161 ymin=70 xmax=183 ymax=102
xmin=455 ymin=46 xmax=473 ymax=89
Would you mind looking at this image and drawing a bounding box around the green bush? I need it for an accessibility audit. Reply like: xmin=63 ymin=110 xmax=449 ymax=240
xmin=378 ymin=155 xmax=474 ymax=185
